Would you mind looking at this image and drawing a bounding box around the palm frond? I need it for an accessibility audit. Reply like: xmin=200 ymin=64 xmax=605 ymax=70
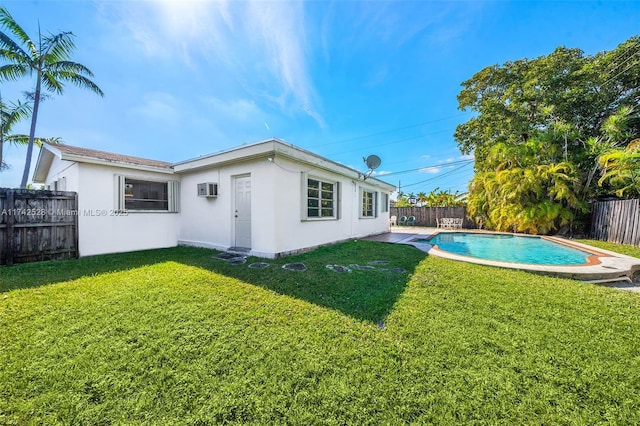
xmin=0 ymin=32 xmax=29 ymax=61
xmin=0 ymin=97 xmax=31 ymax=133
xmin=41 ymin=31 xmax=75 ymax=60
xmin=0 ymin=6 xmax=31 ymax=45
xmin=41 ymin=72 xmax=64 ymax=94
xmin=52 ymin=72 xmax=104 ymax=97
xmin=0 ymin=63 xmax=30 ymax=80
xmin=6 ymin=134 xmax=62 ymax=147
xmin=48 ymin=60 xmax=95 ymax=77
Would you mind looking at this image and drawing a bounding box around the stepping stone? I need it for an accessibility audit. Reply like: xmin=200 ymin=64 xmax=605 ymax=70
xmin=349 ymin=264 xmax=375 ymax=271
xmin=326 ymin=264 xmax=351 ymax=273
xmin=379 ymin=267 xmax=406 ymax=273
xmin=227 ymin=257 xmax=247 ymax=265
xmin=283 ymin=262 xmax=307 ymax=272
xmin=368 ymin=260 xmax=390 ymax=265
xmin=249 ymin=262 xmax=270 ymax=269
xmin=213 ymin=253 xmax=240 ymax=260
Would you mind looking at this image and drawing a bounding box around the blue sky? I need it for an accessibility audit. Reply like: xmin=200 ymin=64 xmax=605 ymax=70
xmin=0 ymin=1 xmax=638 ymax=196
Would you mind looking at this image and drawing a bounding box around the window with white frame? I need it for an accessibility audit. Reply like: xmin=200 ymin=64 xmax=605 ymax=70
xmin=306 ymin=177 xmax=337 ymax=219
xmin=115 ymin=175 xmax=179 ymax=212
xmin=361 ymin=188 xmax=376 ymax=218
xmin=381 ymin=193 xmax=389 ymax=213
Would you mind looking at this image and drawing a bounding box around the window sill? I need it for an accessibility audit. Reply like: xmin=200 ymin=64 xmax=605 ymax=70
xmin=122 ymin=210 xmax=179 ymax=214
xmin=302 ymin=217 xmax=338 ymax=222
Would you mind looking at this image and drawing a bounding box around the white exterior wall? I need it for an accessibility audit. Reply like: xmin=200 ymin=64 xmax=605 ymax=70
xmin=179 ymin=155 xmax=391 ymax=258
xmin=178 ymin=157 xmax=276 ymax=255
xmin=42 ymin=157 xmax=80 ymax=191
xmin=36 ymin=140 xmax=392 ymax=260
xmin=269 ymin=156 xmax=391 ymax=256
xmin=44 ymin=161 xmax=179 ymax=257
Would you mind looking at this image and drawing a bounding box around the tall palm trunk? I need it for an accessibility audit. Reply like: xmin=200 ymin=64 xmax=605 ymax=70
xmin=20 ymin=74 xmax=41 ymax=189
xmin=0 ymin=131 xmax=4 ymax=168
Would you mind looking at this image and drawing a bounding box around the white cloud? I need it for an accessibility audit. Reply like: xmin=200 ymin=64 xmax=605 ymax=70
xmin=107 ymin=0 xmax=323 ymax=127
xmin=418 ymin=166 xmax=441 ymax=174
xmin=129 ymin=92 xmax=181 ymax=124
xmin=202 ymin=96 xmax=265 ymax=123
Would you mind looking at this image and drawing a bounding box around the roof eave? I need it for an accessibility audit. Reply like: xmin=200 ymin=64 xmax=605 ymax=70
xmin=173 ymin=139 xmax=396 ymax=191
xmin=32 ymin=145 xmax=56 ymax=183
xmin=60 ymin=154 xmax=174 ymax=174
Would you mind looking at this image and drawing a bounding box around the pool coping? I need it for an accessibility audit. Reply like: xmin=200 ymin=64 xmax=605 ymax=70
xmin=381 ymin=229 xmax=640 ymax=282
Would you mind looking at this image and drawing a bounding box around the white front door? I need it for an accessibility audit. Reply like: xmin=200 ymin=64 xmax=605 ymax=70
xmin=234 ymin=175 xmax=252 ymax=248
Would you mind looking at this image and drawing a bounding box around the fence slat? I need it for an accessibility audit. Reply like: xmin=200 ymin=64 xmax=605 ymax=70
xmin=590 ymin=198 xmax=640 ymax=247
xmin=390 ymin=206 xmax=473 ymax=228
xmin=1 ymin=188 xmax=78 ymax=265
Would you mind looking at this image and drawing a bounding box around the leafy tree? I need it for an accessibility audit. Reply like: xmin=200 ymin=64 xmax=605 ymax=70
xmin=456 ymin=37 xmax=639 ymax=233
xmin=467 ymin=139 xmax=585 ymax=233
xmin=598 ymin=139 xmax=640 ymax=198
xmin=394 ymin=196 xmax=411 ymax=207
xmin=421 ymin=187 xmax=466 ymax=207
xmin=0 ymin=6 xmax=103 ymax=188
xmin=456 ymin=38 xmax=639 ymax=167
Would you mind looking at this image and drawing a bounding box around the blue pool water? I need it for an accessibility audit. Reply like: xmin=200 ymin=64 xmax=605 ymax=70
xmin=424 ymin=232 xmax=595 ymax=265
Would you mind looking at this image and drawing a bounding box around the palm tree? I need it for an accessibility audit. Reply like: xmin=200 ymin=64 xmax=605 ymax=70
xmin=0 ymin=6 xmax=103 ymax=188
xmin=598 ymin=140 xmax=640 ymax=198
xmin=416 ymin=191 xmax=427 ymax=207
xmin=0 ymin=94 xmax=30 ymax=170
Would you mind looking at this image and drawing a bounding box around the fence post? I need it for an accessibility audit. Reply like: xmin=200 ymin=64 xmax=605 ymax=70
xmin=6 ymin=189 xmax=15 ymax=266
xmin=74 ymin=192 xmax=79 ymax=258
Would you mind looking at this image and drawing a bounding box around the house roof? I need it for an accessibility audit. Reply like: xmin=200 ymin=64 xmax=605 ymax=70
xmin=33 ymin=143 xmax=173 ymax=182
xmin=173 ymin=138 xmax=397 ymax=191
xmin=52 ymin=144 xmax=172 ymax=169
xmin=33 ymin=138 xmax=396 ymax=191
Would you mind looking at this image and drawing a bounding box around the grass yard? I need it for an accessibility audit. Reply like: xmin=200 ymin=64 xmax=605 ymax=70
xmin=1 ymin=240 xmax=640 ymax=424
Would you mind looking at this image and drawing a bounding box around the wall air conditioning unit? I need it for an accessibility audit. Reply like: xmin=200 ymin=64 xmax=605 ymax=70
xmin=197 ymin=182 xmax=218 ymax=198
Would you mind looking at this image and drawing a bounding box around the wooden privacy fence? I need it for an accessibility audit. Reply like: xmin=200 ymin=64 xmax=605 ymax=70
xmin=390 ymin=206 xmax=474 ymax=228
xmin=0 ymin=188 xmax=78 ymax=265
xmin=590 ymin=198 xmax=640 ymax=247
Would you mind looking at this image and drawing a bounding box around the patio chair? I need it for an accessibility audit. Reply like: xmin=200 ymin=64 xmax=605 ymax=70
xmin=406 ymin=216 xmax=416 ymax=226
xmin=398 ymin=216 xmax=407 ymax=226
xmin=389 ymin=215 xmax=397 ymax=226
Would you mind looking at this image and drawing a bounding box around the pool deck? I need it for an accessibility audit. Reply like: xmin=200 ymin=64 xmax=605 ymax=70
xmin=365 ymin=227 xmax=640 ymax=287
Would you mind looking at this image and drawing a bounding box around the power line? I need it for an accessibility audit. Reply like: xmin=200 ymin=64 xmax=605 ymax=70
xmin=380 ymin=158 xmax=474 ymax=177
xmin=400 ymin=162 xmax=473 ymax=190
xmin=602 ymin=55 xmax=640 ymax=87
xmin=305 ymin=112 xmax=472 ymax=149
xmin=326 ymin=127 xmax=455 ymax=157
xmin=601 ymin=39 xmax=640 ymax=86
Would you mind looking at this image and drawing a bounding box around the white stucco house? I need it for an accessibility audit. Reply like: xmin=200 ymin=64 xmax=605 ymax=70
xmin=33 ymin=138 xmax=396 ymax=258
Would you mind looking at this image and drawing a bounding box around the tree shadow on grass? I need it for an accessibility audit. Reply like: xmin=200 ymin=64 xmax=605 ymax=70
xmin=188 ymin=240 xmax=425 ymax=324
xmin=0 ymin=241 xmax=425 ymax=324
xmin=0 ymin=247 xmax=184 ymax=292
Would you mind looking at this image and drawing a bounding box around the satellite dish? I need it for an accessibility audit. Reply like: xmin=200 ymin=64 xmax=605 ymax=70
xmin=365 ymin=154 xmax=381 ymax=170
xmin=361 ymin=154 xmax=381 ymax=180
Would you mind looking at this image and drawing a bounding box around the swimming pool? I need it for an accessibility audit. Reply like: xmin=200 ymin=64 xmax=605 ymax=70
xmin=400 ymin=230 xmax=640 ymax=281
xmin=423 ymin=232 xmax=595 ymax=265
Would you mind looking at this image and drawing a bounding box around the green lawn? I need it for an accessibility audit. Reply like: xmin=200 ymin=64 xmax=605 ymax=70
xmin=1 ymin=240 xmax=639 ymax=424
